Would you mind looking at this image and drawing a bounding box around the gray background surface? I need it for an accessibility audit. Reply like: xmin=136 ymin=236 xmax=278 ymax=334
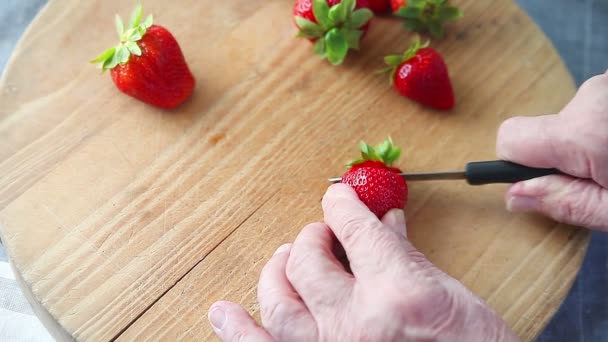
xmin=1 ymin=0 xmax=607 ymax=341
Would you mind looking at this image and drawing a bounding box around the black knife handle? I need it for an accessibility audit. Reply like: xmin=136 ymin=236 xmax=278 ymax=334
xmin=465 ymin=160 xmax=561 ymax=185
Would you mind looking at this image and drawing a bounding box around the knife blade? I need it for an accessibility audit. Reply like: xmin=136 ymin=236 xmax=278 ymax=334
xmin=328 ymin=160 xmax=563 ymax=185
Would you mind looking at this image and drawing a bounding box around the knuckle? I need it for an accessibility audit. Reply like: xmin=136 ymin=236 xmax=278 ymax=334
xmin=581 ymin=73 xmax=608 ymax=93
xmin=579 ymin=74 xmax=608 ymax=114
xmin=285 ymin=249 xmax=316 ymax=284
xmin=302 ymin=222 xmax=326 ymax=236
xmin=261 ymin=299 xmax=288 ymax=327
xmin=553 ymin=181 xmax=598 ymax=225
xmin=230 ymin=330 xmax=250 ymax=342
xmin=399 ymin=282 xmax=460 ymax=329
xmin=339 ymin=215 xmax=380 ymax=246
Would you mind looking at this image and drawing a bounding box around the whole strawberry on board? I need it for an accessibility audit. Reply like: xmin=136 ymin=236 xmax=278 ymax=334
xmin=382 ymin=38 xmax=454 ymax=110
xmin=390 ymin=0 xmax=407 ymax=12
xmin=392 ymin=0 xmax=462 ymax=39
xmin=340 ymin=138 xmax=408 ymax=218
xmin=293 ymin=0 xmax=374 ymax=65
xmin=91 ymin=5 xmax=195 ymax=109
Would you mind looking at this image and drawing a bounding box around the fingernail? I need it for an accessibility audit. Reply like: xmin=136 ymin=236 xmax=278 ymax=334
xmin=384 ymin=209 xmax=406 ymax=225
xmin=274 ymin=243 xmax=291 ymax=255
xmin=209 ymin=306 xmax=226 ymax=330
xmin=507 ymin=196 xmax=540 ymax=212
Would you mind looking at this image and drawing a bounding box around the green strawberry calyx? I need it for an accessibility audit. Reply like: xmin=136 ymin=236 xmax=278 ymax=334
xmin=380 ymin=37 xmax=429 ymax=86
xmin=347 ymin=137 xmax=402 ymax=168
xmin=90 ymin=4 xmax=153 ymax=71
xmin=295 ymin=0 xmax=374 ymax=65
xmin=394 ymin=0 xmax=463 ymax=39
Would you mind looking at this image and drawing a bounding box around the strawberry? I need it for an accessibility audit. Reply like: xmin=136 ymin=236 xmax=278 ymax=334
xmin=390 ymin=0 xmax=407 ymax=12
xmin=293 ymin=0 xmax=374 ymax=65
xmin=367 ymin=0 xmax=392 ymax=14
xmin=91 ymin=5 xmax=195 ymax=109
xmin=382 ymin=39 xmax=454 ymax=110
xmin=393 ymin=0 xmax=462 ymax=38
xmin=341 ymin=138 xmax=408 ymax=218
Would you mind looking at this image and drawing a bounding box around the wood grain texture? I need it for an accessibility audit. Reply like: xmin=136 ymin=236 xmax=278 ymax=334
xmin=0 ymin=0 xmax=589 ymax=341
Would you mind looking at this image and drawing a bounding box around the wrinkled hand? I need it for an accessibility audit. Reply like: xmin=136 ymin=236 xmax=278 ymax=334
xmin=208 ymin=184 xmax=519 ymax=341
xmin=497 ymin=71 xmax=608 ymax=231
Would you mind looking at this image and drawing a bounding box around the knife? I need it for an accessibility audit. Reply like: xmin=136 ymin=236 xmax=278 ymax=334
xmin=328 ymin=160 xmax=562 ymax=185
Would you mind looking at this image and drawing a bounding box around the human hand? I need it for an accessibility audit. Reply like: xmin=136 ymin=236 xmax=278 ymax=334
xmin=497 ymin=71 xmax=608 ymax=231
xmin=208 ymin=184 xmax=519 ymax=341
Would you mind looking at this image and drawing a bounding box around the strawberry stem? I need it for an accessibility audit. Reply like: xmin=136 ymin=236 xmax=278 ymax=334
xmin=381 ymin=36 xmax=429 ymax=85
xmin=90 ymin=4 xmax=154 ymax=71
xmin=347 ymin=137 xmax=402 ymax=167
xmin=394 ymin=0 xmax=462 ymax=39
xmin=295 ymin=0 xmax=373 ymax=65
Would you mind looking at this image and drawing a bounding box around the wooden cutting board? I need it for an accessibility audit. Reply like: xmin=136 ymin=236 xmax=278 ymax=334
xmin=0 ymin=0 xmax=589 ymax=341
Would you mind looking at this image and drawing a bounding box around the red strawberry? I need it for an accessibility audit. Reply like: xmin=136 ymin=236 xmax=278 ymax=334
xmin=390 ymin=0 xmax=407 ymax=12
xmin=367 ymin=0 xmax=392 ymax=14
xmin=293 ymin=0 xmax=374 ymax=65
xmin=393 ymin=0 xmax=462 ymax=38
xmin=340 ymin=138 xmax=408 ymax=218
xmin=383 ymin=39 xmax=454 ymax=110
xmin=91 ymin=5 xmax=195 ymax=109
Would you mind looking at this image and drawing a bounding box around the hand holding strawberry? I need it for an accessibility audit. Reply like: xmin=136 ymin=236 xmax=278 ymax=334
xmin=340 ymin=138 xmax=408 ymax=217
xmin=293 ymin=0 xmax=374 ymax=65
xmin=382 ymin=38 xmax=455 ymax=110
xmin=393 ymin=0 xmax=462 ymax=39
xmin=91 ymin=5 xmax=195 ymax=109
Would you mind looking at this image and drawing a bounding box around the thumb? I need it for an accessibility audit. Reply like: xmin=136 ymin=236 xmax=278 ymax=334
xmin=381 ymin=208 xmax=407 ymax=238
xmin=208 ymin=301 xmax=274 ymax=342
xmin=505 ymin=175 xmax=608 ymax=231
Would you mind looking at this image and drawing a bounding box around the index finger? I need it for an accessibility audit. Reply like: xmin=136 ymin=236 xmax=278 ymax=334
xmin=321 ymin=183 xmax=409 ymax=277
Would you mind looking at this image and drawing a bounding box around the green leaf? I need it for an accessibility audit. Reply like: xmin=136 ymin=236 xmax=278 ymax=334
xmin=396 ymin=6 xmax=421 ymax=19
xmin=387 ymin=146 xmax=401 ymax=163
xmin=342 ymin=0 xmax=356 ymax=14
xmin=102 ymin=57 xmax=115 ymax=70
xmin=384 ymin=54 xmax=403 ymax=67
xmin=129 ymin=29 xmax=143 ymax=41
xmin=349 ymin=8 xmax=373 ymax=29
xmin=438 ymin=6 xmax=463 ymax=21
xmin=328 ymin=3 xmax=347 ymax=25
xmin=295 ymin=17 xmax=325 ymax=38
xmin=115 ymin=45 xmax=130 ymax=64
xmin=115 ymin=14 xmax=125 ymax=36
xmin=313 ymin=37 xmax=327 ymax=57
xmin=360 ymin=141 xmax=372 ymax=159
xmin=129 ymin=3 xmax=144 ymax=28
xmin=403 ymin=18 xmax=423 ymax=31
xmin=429 ymin=19 xmax=444 ymax=38
xmin=408 ymin=0 xmax=426 ymax=7
xmin=90 ymin=47 xmax=116 ymax=64
xmin=143 ymin=14 xmax=153 ymax=29
xmin=344 ymin=29 xmax=362 ymax=49
xmin=325 ymin=28 xmax=348 ymax=65
xmin=375 ymin=140 xmax=391 ymax=158
xmin=125 ymin=41 xmax=142 ymax=56
xmin=105 ymin=49 xmax=122 ymax=69
xmin=313 ymin=0 xmax=332 ymax=29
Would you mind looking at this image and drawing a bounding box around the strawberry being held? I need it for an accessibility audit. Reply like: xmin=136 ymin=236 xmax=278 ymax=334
xmin=293 ymin=0 xmax=374 ymax=65
xmin=91 ymin=5 xmax=195 ymax=109
xmin=382 ymin=39 xmax=455 ymax=110
xmin=393 ymin=0 xmax=462 ymax=39
xmin=340 ymin=138 xmax=408 ymax=218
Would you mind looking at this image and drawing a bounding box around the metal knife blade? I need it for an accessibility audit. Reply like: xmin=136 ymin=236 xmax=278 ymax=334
xmin=328 ymin=171 xmax=465 ymax=183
